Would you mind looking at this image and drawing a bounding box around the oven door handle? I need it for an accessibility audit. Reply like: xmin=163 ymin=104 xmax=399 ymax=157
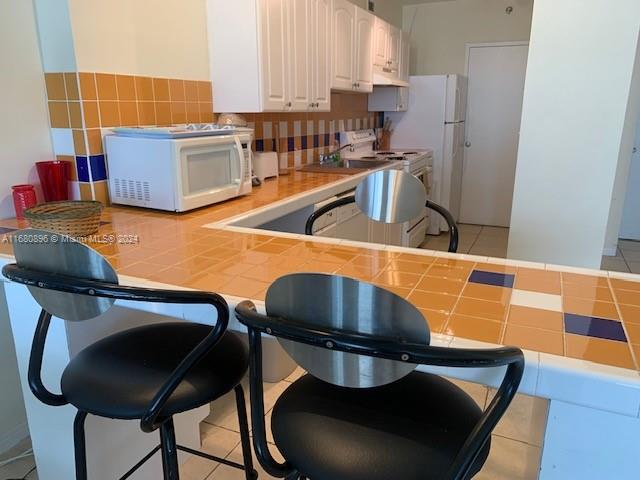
xmin=234 ymin=136 xmax=245 ymax=193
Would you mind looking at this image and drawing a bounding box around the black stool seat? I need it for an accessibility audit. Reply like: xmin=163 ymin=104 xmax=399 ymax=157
xmin=61 ymin=323 xmax=249 ymax=419
xmin=272 ymin=372 xmax=490 ymax=480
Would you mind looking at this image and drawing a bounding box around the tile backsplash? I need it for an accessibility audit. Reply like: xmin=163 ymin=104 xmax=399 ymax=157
xmin=43 ymin=71 xmax=381 ymax=203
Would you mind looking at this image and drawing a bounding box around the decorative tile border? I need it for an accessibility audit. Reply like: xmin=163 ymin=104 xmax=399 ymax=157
xmin=43 ymin=72 xmax=383 ymax=202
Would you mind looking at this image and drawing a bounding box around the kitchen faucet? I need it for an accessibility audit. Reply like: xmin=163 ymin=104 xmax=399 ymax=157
xmin=319 ymin=143 xmax=354 ymax=164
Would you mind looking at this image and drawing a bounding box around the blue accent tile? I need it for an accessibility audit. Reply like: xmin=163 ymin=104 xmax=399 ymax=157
xmin=324 ymin=133 xmax=330 ymax=146
xmin=564 ymin=313 xmax=627 ymax=342
xmin=76 ymin=156 xmax=90 ymax=182
xmin=256 ymin=139 xmax=264 ymax=151
xmin=89 ymin=155 xmax=107 ymax=181
xmin=0 ymin=227 xmax=17 ymax=235
xmin=469 ymin=270 xmax=515 ymax=288
xmin=334 ymin=132 xmax=340 ymax=142
xmin=287 ymin=137 xmax=295 ymax=152
xmin=313 ymin=134 xmax=320 ymax=148
xmin=301 ymin=136 xmax=308 ymax=149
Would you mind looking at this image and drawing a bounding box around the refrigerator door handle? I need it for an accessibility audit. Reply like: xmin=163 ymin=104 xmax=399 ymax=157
xmin=465 ymin=141 xmax=471 ymax=148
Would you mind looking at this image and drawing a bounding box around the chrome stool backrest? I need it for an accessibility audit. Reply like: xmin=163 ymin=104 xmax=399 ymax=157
xmin=266 ymin=273 xmax=429 ymax=388
xmin=354 ymin=169 xmax=427 ymax=224
xmin=11 ymin=228 xmax=118 ymax=321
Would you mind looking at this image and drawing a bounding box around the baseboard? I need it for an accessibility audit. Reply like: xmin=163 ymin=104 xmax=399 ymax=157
xmin=0 ymin=421 xmax=29 ymax=455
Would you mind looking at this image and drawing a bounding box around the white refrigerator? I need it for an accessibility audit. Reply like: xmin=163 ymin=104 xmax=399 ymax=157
xmin=386 ymin=75 xmax=467 ymax=234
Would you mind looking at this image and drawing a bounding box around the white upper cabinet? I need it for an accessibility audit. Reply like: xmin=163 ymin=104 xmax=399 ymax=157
xmin=354 ymin=8 xmax=375 ymax=93
xmin=373 ymin=17 xmax=389 ymax=68
xmin=331 ymin=0 xmax=356 ymax=91
xmin=388 ymin=25 xmax=401 ymax=73
xmin=208 ymin=0 xmax=330 ymax=112
xmin=287 ymin=0 xmax=311 ymax=110
xmin=311 ymin=0 xmax=331 ymax=110
xmin=331 ymin=1 xmax=374 ymax=93
xmin=207 ymin=0 xmax=403 ymax=111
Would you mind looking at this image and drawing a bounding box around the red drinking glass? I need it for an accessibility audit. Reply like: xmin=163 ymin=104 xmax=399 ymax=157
xmin=12 ymin=184 xmax=37 ymax=219
xmin=36 ymin=160 xmax=71 ymax=202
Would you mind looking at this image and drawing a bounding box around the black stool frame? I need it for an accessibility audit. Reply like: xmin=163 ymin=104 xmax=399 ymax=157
xmin=3 ymin=264 xmax=257 ymax=480
xmin=235 ymin=300 xmax=524 ymax=480
xmin=305 ymin=195 xmax=460 ymax=253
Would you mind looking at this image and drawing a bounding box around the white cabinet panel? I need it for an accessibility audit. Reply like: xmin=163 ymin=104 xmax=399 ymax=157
xmin=388 ymin=25 xmax=401 ymax=73
xmin=373 ymin=17 xmax=389 ymax=68
xmin=332 ymin=0 xmax=356 ymax=91
xmin=260 ymin=0 xmax=289 ymax=110
xmin=354 ymin=8 xmax=374 ymax=93
xmin=288 ymin=0 xmax=311 ymax=110
xmin=311 ymin=0 xmax=331 ymax=110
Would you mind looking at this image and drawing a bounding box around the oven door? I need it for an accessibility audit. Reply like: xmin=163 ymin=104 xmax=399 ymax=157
xmin=174 ymin=136 xmax=245 ymax=211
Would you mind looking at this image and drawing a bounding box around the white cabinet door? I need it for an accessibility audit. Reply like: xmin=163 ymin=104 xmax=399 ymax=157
xmin=386 ymin=223 xmax=404 ymax=247
xmin=354 ymin=7 xmax=374 ymax=93
xmin=388 ymin=25 xmax=401 ymax=73
xmin=337 ymin=211 xmax=370 ymax=241
xmin=400 ymin=32 xmax=410 ymax=82
xmin=311 ymin=0 xmax=331 ymax=110
xmin=332 ymin=0 xmax=355 ymax=91
xmin=288 ymin=0 xmax=311 ymax=110
xmin=373 ymin=17 xmax=389 ymax=68
xmin=369 ymin=219 xmax=386 ymax=244
xmin=260 ymin=0 xmax=289 ymax=111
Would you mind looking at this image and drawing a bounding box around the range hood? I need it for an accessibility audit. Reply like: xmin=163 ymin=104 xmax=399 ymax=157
xmin=373 ymin=72 xmax=409 ymax=87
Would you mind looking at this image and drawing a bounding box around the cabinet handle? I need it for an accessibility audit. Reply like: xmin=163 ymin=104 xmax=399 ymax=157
xmin=286 ymin=102 xmax=292 ymax=108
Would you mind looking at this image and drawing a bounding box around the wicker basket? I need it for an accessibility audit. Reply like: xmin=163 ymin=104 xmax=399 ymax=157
xmin=24 ymin=201 xmax=103 ymax=237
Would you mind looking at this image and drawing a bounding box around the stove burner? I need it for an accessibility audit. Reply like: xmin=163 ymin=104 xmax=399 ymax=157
xmin=376 ymin=151 xmax=396 ymax=155
xmin=386 ymin=156 xmax=407 ymax=161
xmin=403 ymin=151 xmax=419 ymax=155
xmin=360 ymin=156 xmax=378 ymax=159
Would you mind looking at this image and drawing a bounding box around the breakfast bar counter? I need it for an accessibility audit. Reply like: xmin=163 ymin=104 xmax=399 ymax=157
xmin=2 ymin=170 xmax=640 ymax=479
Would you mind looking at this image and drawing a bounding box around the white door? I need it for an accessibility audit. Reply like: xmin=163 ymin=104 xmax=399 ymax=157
xmin=354 ymin=8 xmax=374 ymax=92
xmin=288 ymin=0 xmax=310 ymax=110
xmin=332 ymin=0 xmax=355 ymax=91
xmin=373 ymin=17 xmax=389 ymax=68
xmin=620 ymin=119 xmax=640 ymax=240
xmin=388 ymin=25 xmax=401 ymax=73
xmin=311 ymin=0 xmax=331 ymax=111
xmin=460 ymin=44 xmax=529 ymax=227
xmin=260 ymin=0 xmax=289 ymax=111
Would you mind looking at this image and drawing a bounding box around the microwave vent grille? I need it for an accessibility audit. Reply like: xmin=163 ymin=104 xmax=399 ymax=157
xmin=113 ymin=178 xmax=151 ymax=202
xmin=243 ymin=155 xmax=251 ymax=181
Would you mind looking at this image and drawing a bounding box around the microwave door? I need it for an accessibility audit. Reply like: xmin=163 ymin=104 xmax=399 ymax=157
xmin=177 ymin=142 xmax=243 ymax=211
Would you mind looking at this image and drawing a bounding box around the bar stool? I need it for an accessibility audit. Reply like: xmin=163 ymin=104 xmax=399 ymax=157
xmin=235 ymin=273 xmax=524 ymax=480
xmin=305 ymin=169 xmax=460 ymax=252
xmin=1 ymin=229 xmax=257 ymax=480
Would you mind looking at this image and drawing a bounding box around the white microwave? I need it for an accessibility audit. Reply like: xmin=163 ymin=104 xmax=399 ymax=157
xmin=105 ymin=131 xmax=253 ymax=212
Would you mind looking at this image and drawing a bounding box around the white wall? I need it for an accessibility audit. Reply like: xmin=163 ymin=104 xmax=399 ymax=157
xmin=402 ymin=0 xmax=534 ymax=75
xmin=508 ymin=0 xmax=640 ymax=268
xmin=67 ymin=0 xmax=211 ymax=79
xmin=0 ymin=2 xmax=53 ymax=219
xmin=0 ymin=0 xmax=52 ymax=452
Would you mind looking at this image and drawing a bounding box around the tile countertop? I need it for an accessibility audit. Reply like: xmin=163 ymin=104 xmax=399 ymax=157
xmin=2 ymin=170 xmax=640 ymax=395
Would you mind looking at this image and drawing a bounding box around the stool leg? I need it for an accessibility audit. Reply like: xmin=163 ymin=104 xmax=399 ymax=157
xmin=235 ymin=385 xmax=258 ymax=480
xmin=159 ymin=418 xmax=180 ymax=480
xmin=73 ymin=410 xmax=88 ymax=480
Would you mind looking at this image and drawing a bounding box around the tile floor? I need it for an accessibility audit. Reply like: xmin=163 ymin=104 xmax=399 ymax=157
xmin=0 ymin=371 xmax=547 ymax=480
xmin=0 ymin=437 xmax=37 ymax=479
xmin=601 ymin=240 xmax=640 ymax=274
xmin=421 ymin=224 xmax=640 ymax=275
xmin=420 ymin=224 xmax=510 ymax=259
